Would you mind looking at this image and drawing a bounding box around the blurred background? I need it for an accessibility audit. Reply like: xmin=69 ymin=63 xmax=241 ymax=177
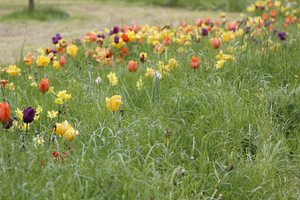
xmin=0 ymin=0 xmax=247 ymax=63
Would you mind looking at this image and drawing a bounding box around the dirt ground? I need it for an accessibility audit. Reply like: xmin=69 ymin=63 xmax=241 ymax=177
xmin=0 ymin=0 xmax=241 ymax=64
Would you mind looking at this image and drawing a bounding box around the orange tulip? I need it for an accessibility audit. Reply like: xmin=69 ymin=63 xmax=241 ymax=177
xmin=262 ymin=13 xmax=269 ymax=21
xmin=39 ymin=78 xmax=50 ymax=93
xmin=270 ymin=10 xmax=277 ymax=18
xmin=190 ymin=57 xmax=200 ymax=69
xmin=163 ymin=36 xmax=171 ymax=46
xmin=132 ymin=24 xmax=138 ymax=33
xmin=196 ymin=19 xmax=203 ymax=27
xmin=0 ymin=102 xmax=11 ymax=123
xmin=121 ymin=33 xmax=129 ymax=42
xmin=204 ymin=17 xmax=210 ymax=25
xmin=59 ymin=56 xmax=66 ymax=66
xmin=1 ymin=80 xmax=8 ymax=86
xmin=128 ymin=61 xmax=137 ymax=72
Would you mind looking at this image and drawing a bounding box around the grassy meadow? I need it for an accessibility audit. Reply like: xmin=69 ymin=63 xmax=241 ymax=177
xmin=0 ymin=0 xmax=300 ymax=199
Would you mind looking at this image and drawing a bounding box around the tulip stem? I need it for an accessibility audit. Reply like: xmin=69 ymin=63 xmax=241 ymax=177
xmin=1 ymin=85 xmax=6 ymax=102
xmin=26 ymin=123 xmax=28 ymax=137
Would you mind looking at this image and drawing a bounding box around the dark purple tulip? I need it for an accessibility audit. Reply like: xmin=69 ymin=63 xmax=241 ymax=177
xmin=277 ymin=32 xmax=286 ymax=40
xmin=23 ymin=107 xmax=35 ymax=124
xmin=261 ymin=6 xmax=265 ymax=10
xmin=210 ymin=22 xmax=214 ymax=27
xmin=110 ymin=26 xmax=119 ymax=35
xmin=2 ymin=118 xmax=13 ymax=129
xmin=97 ymin=34 xmax=105 ymax=39
xmin=114 ymin=36 xmax=119 ymax=44
xmin=202 ymin=28 xmax=208 ymax=36
xmin=52 ymin=37 xmax=59 ymax=44
xmin=51 ymin=50 xmax=57 ymax=55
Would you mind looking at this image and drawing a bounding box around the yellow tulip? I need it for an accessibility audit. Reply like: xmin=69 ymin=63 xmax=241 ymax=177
xmin=63 ymin=124 xmax=79 ymax=140
xmin=6 ymin=65 xmax=21 ymax=77
xmin=36 ymin=55 xmax=50 ymax=68
xmin=106 ymin=95 xmax=123 ymax=112
xmin=67 ymin=45 xmax=78 ymax=57
xmin=53 ymin=121 xmax=69 ymax=135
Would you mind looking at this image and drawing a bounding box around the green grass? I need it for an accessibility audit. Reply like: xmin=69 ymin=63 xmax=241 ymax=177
xmin=2 ymin=7 xmax=69 ymax=21
xmin=0 ymin=2 xmax=300 ymax=199
xmin=111 ymin=0 xmax=247 ymax=12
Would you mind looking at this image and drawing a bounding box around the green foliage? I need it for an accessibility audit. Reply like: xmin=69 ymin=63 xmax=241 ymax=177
xmin=2 ymin=7 xmax=69 ymax=21
xmin=116 ymin=0 xmax=247 ymax=11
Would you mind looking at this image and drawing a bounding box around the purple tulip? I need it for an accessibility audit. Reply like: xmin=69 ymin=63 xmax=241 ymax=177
xmin=2 ymin=118 xmax=13 ymax=129
xmin=110 ymin=26 xmax=119 ymax=35
xmin=114 ymin=36 xmax=120 ymax=44
xmin=97 ymin=34 xmax=105 ymax=39
xmin=52 ymin=37 xmax=59 ymax=44
xmin=264 ymin=21 xmax=269 ymax=27
xmin=277 ymin=32 xmax=286 ymax=40
xmin=56 ymin=33 xmax=62 ymax=41
xmin=23 ymin=107 xmax=35 ymax=124
xmin=261 ymin=6 xmax=265 ymax=10
xmin=202 ymin=28 xmax=208 ymax=36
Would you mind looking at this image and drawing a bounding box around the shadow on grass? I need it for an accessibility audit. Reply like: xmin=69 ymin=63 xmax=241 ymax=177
xmin=2 ymin=7 xmax=69 ymax=21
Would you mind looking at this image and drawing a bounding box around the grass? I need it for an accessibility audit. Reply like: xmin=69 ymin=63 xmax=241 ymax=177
xmin=0 ymin=0 xmax=299 ymax=199
xmin=115 ymin=0 xmax=248 ymax=12
xmin=1 ymin=7 xmax=69 ymax=21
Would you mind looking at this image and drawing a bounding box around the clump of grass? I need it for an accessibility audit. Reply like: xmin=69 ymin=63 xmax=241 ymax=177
xmin=2 ymin=7 xmax=69 ymax=21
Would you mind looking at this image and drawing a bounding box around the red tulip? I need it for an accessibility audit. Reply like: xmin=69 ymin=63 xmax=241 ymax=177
xmin=163 ymin=36 xmax=171 ymax=46
xmin=39 ymin=78 xmax=50 ymax=93
xmin=211 ymin=38 xmax=221 ymax=49
xmin=128 ymin=61 xmax=137 ymax=72
xmin=270 ymin=10 xmax=277 ymax=18
xmin=262 ymin=13 xmax=269 ymax=21
xmin=204 ymin=17 xmax=210 ymax=25
xmin=59 ymin=56 xmax=66 ymax=66
xmin=121 ymin=33 xmax=129 ymax=42
xmin=196 ymin=18 xmax=203 ymax=27
xmin=190 ymin=57 xmax=200 ymax=69
xmin=0 ymin=102 xmax=11 ymax=123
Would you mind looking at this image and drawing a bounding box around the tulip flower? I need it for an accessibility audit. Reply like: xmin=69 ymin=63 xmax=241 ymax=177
xmin=36 ymin=55 xmax=50 ymax=68
xmin=211 ymin=38 xmax=221 ymax=49
xmin=2 ymin=118 xmax=13 ymax=129
xmin=63 ymin=124 xmax=79 ymax=141
xmin=23 ymin=52 xmax=35 ymax=66
xmin=59 ymin=56 xmax=66 ymax=66
xmin=6 ymin=65 xmax=21 ymax=77
xmin=128 ymin=61 xmax=137 ymax=72
xmin=140 ymin=52 xmax=147 ymax=62
xmin=196 ymin=18 xmax=203 ymax=27
xmin=53 ymin=121 xmax=69 ymax=135
xmin=202 ymin=28 xmax=208 ymax=36
xmin=106 ymin=95 xmax=123 ymax=112
xmin=23 ymin=107 xmax=35 ymax=124
xmin=0 ymin=102 xmax=11 ymax=123
xmin=277 ymin=32 xmax=286 ymax=40
xmin=163 ymin=36 xmax=171 ymax=46
xmin=204 ymin=17 xmax=210 ymax=25
xmin=66 ymin=45 xmax=78 ymax=57
xmin=190 ymin=57 xmax=200 ymax=69
xmin=39 ymin=78 xmax=50 ymax=93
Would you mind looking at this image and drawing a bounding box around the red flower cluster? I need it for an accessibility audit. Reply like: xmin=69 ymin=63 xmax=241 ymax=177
xmin=53 ymin=151 xmax=68 ymax=163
